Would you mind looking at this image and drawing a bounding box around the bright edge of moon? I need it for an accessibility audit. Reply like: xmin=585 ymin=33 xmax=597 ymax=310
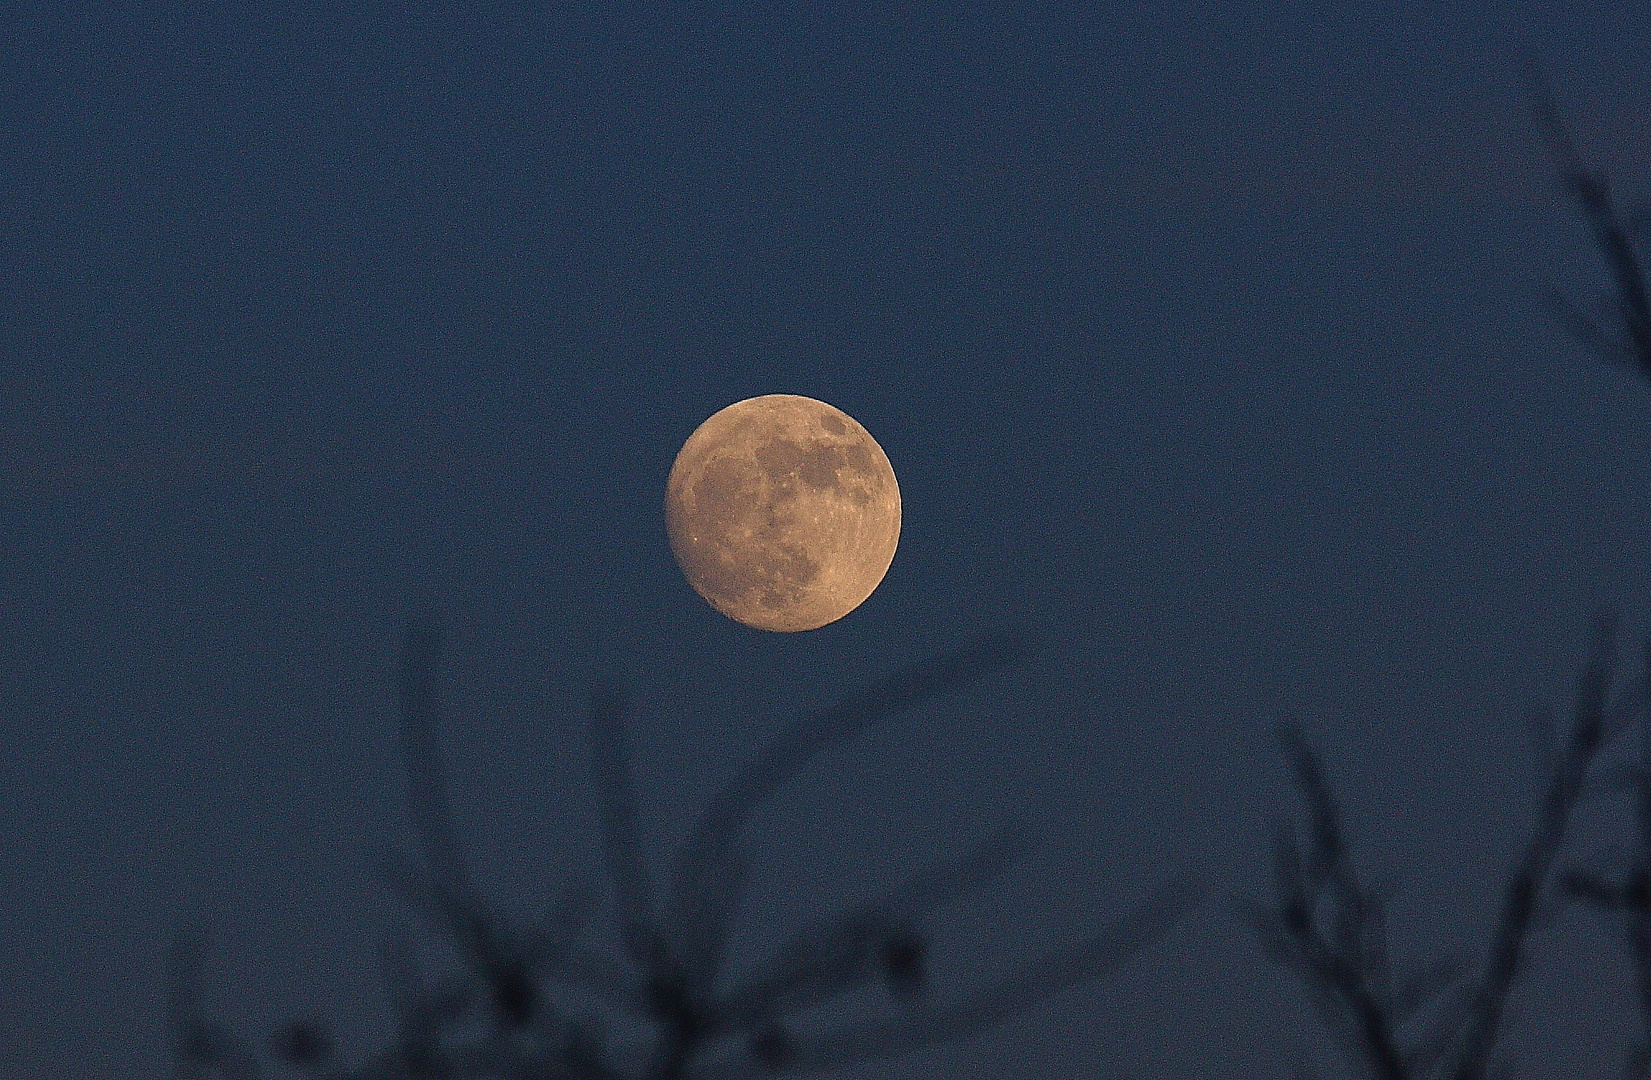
xmin=664 ymin=394 xmax=901 ymax=632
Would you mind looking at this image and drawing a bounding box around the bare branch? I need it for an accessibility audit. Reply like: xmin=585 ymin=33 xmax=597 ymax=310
xmin=1275 ymin=723 xmax=1357 ymax=902
xmin=588 ymin=682 xmax=660 ymax=966
xmin=714 ymin=823 xmax=1030 ymax=1029
xmin=1530 ymin=65 xmax=1651 ymax=379
xmin=699 ymin=877 xmax=1198 ymax=1078
xmin=393 ymin=619 xmax=549 ymax=1031
xmin=1563 ymin=869 xmax=1641 ymax=911
xmin=1251 ymin=723 xmax=1457 ymax=1080
xmin=1447 ymin=614 xmax=1616 ymax=1080
xmin=397 ymin=619 xmax=472 ymax=902
xmin=1571 ymin=638 xmax=1651 ymax=1065
xmin=666 ymin=630 xmax=1031 ymax=986
xmin=1540 ymin=286 xmax=1638 ymax=367
xmin=167 ymin=930 xmax=263 ymax=1080
xmin=1391 ymin=956 xmax=1469 ymax=1026
xmin=177 ymin=623 xmax=1176 ymax=1079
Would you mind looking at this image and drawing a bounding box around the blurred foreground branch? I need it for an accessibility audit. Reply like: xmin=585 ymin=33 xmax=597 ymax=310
xmin=1528 ymin=68 xmax=1651 ymax=1076
xmin=1561 ymin=637 xmax=1651 ymax=1077
xmin=171 ymin=623 xmax=1194 ymax=1079
xmin=1530 ymin=65 xmax=1651 ymax=380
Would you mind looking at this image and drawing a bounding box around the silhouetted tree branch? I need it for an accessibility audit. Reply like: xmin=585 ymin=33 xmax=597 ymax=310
xmin=171 ymin=622 xmax=1193 ymax=1079
xmin=663 ymin=631 xmax=1031 ymax=991
xmin=1562 ymin=640 xmax=1651 ymax=1079
xmin=1444 ymin=616 xmax=1615 ymax=1080
xmin=1249 ymin=66 xmax=1651 ymax=1079
xmin=1530 ymin=65 xmax=1651 ymax=380
xmin=1524 ymin=66 xmax=1651 ymax=1078
xmin=1247 ymin=724 xmax=1454 ymax=1080
xmin=167 ymin=931 xmax=264 ymax=1080
xmin=1250 ymin=616 xmax=1620 ymax=1080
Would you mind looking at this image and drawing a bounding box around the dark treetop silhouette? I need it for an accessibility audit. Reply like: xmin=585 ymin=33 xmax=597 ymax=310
xmin=1247 ymin=76 xmax=1651 ymax=1080
xmin=169 ymin=622 xmax=1194 ymax=1079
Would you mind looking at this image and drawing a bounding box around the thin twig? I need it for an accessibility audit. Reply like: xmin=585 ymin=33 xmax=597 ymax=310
xmin=588 ymin=682 xmax=659 ymax=967
xmin=697 ymin=877 xmax=1200 ymax=1079
xmin=167 ymin=930 xmax=264 ymax=1080
xmin=666 ymin=630 xmax=1030 ymax=987
xmin=1250 ymin=723 xmax=1411 ymax=1080
xmin=1446 ymin=615 xmax=1614 ymax=1080
xmin=1529 ymin=64 xmax=1651 ymax=378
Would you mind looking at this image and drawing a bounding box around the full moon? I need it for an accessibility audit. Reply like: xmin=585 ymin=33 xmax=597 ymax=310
xmin=665 ymin=394 xmax=901 ymax=632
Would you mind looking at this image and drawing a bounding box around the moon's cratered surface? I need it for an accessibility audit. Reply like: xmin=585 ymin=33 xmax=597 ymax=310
xmin=665 ymin=394 xmax=901 ymax=632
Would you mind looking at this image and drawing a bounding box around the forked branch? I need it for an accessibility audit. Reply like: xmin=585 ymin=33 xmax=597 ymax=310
xmin=1252 ymin=617 xmax=1619 ymax=1080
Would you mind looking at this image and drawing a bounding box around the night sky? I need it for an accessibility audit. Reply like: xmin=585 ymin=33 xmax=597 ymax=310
xmin=4 ymin=3 xmax=1651 ymax=1077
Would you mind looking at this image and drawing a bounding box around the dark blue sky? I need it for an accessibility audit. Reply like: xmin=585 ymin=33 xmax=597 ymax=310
xmin=3 ymin=2 xmax=1651 ymax=1076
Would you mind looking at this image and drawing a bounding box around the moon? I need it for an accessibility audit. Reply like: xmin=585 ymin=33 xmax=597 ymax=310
xmin=665 ymin=395 xmax=901 ymax=632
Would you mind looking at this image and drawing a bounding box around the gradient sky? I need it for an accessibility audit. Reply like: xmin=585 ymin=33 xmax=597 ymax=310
xmin=4 ymin=2 xmax=1651 ymax=1077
